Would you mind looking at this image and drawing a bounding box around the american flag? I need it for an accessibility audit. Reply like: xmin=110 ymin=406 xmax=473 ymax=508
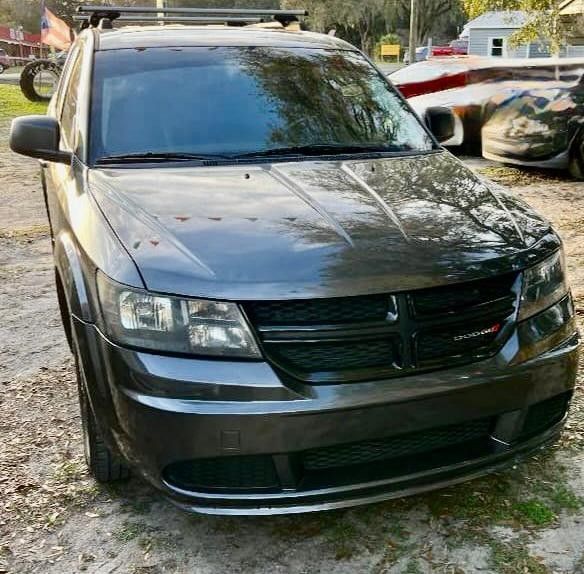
xmin=40 ymin=1 xmax=73 ymax=50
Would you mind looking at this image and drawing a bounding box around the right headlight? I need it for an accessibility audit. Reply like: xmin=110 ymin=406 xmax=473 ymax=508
xmin=96 ymin=272 xmax=261 ymax=359
xmin=519 ymin=250 xmax=568 ymax=321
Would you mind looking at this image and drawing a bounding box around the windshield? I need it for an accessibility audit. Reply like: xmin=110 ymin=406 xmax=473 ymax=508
xmin=90 ymin=46 xmax=434 ymax=164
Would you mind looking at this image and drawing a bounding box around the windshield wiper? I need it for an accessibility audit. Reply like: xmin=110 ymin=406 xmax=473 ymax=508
xmin=95 ymin=152 xmax=230 ymax=165
xmin=230 ymin=143 xmax=413 ymax=159
xmin=95 ymin=144 xmax=417 ymax=165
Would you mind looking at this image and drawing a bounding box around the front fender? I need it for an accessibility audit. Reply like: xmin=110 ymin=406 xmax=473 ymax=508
xmin=568 ymin=117 xmax=584 ymax=149
xmin=53 ymin=230 xmax=93 ymax=322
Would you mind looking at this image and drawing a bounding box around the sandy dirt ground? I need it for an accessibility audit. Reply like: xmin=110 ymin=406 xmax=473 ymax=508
xmin=1 ymin=119 xmax=584 ymax=574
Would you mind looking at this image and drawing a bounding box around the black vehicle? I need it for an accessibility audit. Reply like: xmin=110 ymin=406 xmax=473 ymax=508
xmin=9 ymin=5 xmax=579 ymax=515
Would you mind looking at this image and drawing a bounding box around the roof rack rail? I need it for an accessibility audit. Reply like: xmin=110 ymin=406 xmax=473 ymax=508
xmin=76 ymin=5 xmax=308 ymax=29
xmin=73 ymin=15 xmax=263 ymax=25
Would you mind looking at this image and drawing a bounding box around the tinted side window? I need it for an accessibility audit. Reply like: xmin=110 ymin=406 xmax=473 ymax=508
xmin=60 ymin=53 xmax=83 ymax=149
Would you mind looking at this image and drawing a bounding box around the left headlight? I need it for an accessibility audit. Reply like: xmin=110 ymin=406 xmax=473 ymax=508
xmin=97 ymin=272 xmax=261 ymax=358
xmin=519 ymin=250 xmax=568 ymax=321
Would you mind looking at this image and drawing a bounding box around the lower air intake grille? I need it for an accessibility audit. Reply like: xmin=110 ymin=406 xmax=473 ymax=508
xmin=520 ymin=392 xmax=571 ymax=439
xmin=164 ymin=455 xmax=279 ymax=491
xmin=303 ymin=418 xmax=493 ymax=471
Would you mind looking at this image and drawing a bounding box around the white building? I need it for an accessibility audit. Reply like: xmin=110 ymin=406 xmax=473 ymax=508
xmin=463 ymin=10 xmax=584 ymax=58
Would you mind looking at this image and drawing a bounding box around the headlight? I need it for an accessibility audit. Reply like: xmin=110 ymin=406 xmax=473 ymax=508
xmin=519 ymin=250 xmax=568 ymax=321
xmin=97 ymin=273 xmax=261 ymax=358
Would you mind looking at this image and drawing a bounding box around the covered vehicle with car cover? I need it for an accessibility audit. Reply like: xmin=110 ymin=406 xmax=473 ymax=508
xmin=482 ymin=81 xmax=584 ymax=176
xmin=389 ymin=56 xmax=584 ymax=177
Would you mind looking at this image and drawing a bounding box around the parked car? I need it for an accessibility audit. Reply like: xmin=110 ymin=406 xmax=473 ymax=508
xmin=9 ymin=7 xmax=579 ymax=515
xmin=0 ymin=48 xmax=11 ymax=74
xmin=403 ymin=45 xmax=454 ymax=64
xmin=449 ymin=38 xmax=468 ymax=55
xmin=389 ymin=56 xmax=584 ymax=176
xmin=403 ymin=46 xmax=427 ymax=63
xmin=431 ymin=45 xmax=455 ymax=57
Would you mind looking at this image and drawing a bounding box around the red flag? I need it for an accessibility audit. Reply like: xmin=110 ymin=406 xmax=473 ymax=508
xmin=40 ymin=2 xmax=72 ymax=50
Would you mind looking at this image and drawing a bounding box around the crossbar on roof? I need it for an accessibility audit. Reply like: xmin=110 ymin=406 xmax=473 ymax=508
xmin=73 ymin=15 xmax=263 ymax=24
xmin=76 ymin=5 xmax=307 ymax=29
xmin=76 ymin=6 xmax=308 ymax=17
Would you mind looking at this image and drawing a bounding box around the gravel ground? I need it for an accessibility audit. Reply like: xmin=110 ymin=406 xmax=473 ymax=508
xmin=1 ymin=119 xmax=584 ymax=574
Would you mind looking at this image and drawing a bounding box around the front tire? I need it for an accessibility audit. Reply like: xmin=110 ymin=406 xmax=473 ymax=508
xmin=0 ymin=64 xmax=5 ymax=74
xmin=569 ymin=133 xmax=584 ymax=180
xmin=75 ymin=349 xmax=130 ymax=483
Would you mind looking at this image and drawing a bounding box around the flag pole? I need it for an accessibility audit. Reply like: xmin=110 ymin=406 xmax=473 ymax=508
xmin=40 ymin=0 xmax=44 ymax=58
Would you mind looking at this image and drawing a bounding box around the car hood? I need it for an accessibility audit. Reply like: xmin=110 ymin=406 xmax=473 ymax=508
xmin=88 ymin=151 xmax=556 ymax=300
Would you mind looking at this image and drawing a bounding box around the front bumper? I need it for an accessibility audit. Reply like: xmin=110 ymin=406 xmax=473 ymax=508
xmin=170 ymin=420 xmax=566 ymax=515
xmin=73 ymin=306 xmax=579 ymax=515
xmin=481 ymin=134 xmax=569 ymax=169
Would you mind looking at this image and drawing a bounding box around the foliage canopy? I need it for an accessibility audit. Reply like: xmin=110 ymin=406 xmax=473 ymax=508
xmin=462 ymin=0 xmax=584 ymax=53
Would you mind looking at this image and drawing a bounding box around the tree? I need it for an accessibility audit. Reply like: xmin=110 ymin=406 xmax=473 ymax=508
xmin=283 ymin=0 xmax=398 ymax=53
xmin=284 ymin=0 xmax=465 ymax=53
xmin=2 ymin=0 xmax=467 ymax=49
xmin=397 ymin=0 xmax=466 ymax=45
xmin=461 ymin=0 xmax=584 ymax=54
xmin=0 ymin=0 xmax=156 ymax=32
xmin=1 ymin=0 xmax=283 ymax=34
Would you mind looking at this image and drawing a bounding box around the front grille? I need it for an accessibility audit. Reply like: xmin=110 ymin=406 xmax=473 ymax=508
xmin=244 ymin=273 xmax=518 ymax=384
xmin=520 ymin=392 xmax=572 ymax=439
xmin=303 ymin=418 xmax=493 ymax=471
xmin=411 ymin=275 xmax=514 ymax=317
xmin=247 ymin=294 xmax=389 ymax=326
xmin=269 ymin=338 xmax=399 ymax=373
xmin=416 ymin=320 xmax=502 ymax=363
xmin=164 ymin=455 xmax=279 ymax=492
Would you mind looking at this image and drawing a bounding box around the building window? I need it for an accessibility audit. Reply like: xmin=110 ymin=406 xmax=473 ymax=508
xmin=489 ymin=37 xmax=506 ymax=57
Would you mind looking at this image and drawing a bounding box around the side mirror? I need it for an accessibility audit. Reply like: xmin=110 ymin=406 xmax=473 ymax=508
xmin=10 ymin=115 xmax=72 ymax=164
xmin=425 ymin=107 xmax=455 ymax=143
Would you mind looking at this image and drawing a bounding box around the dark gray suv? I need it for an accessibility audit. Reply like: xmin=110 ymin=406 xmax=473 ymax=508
xmin=9 ymin=5 xmax=579 ymax=515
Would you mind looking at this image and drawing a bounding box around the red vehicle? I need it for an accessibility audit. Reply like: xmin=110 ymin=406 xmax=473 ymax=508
xmin=0 ymin=48 xmax=11 ymax=74
xmin=449 ymin=39 xmax=469 ymax=55
xmin=431 ymin=46 xmax=454 ymax=57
